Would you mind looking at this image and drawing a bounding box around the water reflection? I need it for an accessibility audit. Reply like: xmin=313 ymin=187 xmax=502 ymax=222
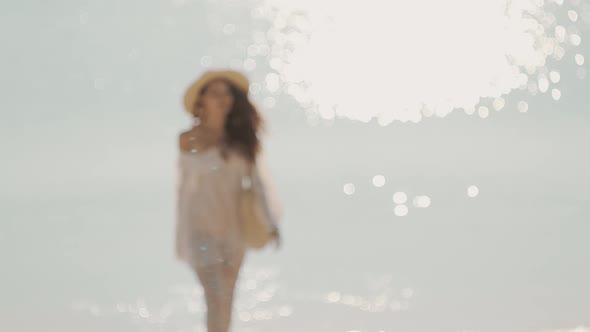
xmin=71 ymin=268 xmax=414 ymax=330
xmin=467 ymin=185 xmax=480 ymax=198
xmin=247 ymin=0 xmax=588 ymax=125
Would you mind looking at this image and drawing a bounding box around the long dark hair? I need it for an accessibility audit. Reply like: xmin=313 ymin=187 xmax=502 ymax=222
xmin=196 ymin=79 xmax=265 ymax=162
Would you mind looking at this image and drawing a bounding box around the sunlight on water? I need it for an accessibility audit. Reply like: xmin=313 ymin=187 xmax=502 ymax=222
xmin=543 ymin=328 xmax=590 ymax=332
xmin=343 ymin=182 xmax=356 ymax=195
xmin=372 ymin=175 xmax=386 ymax=187
xmin=70 ymin=268 xmax=416 ymax=330
xmin=250 ymin=0 xmax=587 ymax=124
xmin=392 ymin=192 xmax=407 ymax=204
xmin=322 ymin=275 xmax=414 ymax=312
xmin=71 ymin=267 xmax=291 ymax=330
xmin=518 ymin=100 xmax=530 ymax=112
xmin=467 ymin=185 xmax=480 ymax=198
xmin=345 ymin=182 xmax=434 ymax=217
xmin=412 ymin=195 xmax=431 ymax=208
xmin=394 ymin=204 xmax=409 ymax=217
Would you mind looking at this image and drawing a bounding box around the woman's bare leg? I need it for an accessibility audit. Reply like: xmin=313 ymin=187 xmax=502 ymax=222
xmin=195 ymin=263 xmax=228 ymax=332
xmin=219 ymin=250 xmax=244 ymax=331
xmin=194 ymin=250 xmax=245 ymax=332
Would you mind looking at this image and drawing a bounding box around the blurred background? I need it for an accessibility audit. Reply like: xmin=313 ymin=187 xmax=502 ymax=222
xmin=1 ymin=0 xmax=589 ymax=331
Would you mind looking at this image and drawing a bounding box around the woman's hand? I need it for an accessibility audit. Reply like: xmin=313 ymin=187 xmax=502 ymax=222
xmin=269 ymin=225 xmax=281 ymax=250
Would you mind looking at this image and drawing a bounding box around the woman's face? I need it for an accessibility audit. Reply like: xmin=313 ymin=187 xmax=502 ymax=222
xmin=198 ymin=79 xmax=235 ymax=121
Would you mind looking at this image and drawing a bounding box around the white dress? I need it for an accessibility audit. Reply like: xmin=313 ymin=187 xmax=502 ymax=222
xmin=175 ymin=144 xmax=282 ymax=269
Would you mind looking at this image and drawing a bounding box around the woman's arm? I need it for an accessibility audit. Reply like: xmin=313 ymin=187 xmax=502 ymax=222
xmin=175 ymin=134 xmax=188 ymax=260
xmin=250 ymin=151 xmax=283 ymax=231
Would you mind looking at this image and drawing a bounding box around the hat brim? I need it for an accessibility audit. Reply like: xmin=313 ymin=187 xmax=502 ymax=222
xmin=183 ymin=70 xmax=251 ymax=114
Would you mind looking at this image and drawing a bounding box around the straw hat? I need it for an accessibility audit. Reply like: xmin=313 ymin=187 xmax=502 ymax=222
xmin=183 ymin=69 xmax=251 ymax=115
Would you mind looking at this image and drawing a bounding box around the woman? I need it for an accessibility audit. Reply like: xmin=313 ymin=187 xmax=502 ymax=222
xmin=175 ymin=69 xmax=282 ymax=332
